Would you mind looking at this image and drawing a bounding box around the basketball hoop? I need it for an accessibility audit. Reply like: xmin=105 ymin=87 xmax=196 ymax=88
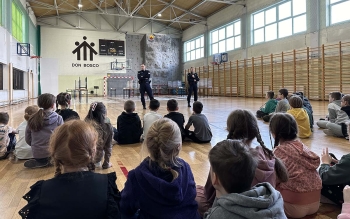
xmin=30 ymin=56 xmax=41 ymax=59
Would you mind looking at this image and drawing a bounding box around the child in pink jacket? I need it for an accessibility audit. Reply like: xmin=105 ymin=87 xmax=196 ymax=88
xmin=339 ymin=185 xmax=350 ymax=219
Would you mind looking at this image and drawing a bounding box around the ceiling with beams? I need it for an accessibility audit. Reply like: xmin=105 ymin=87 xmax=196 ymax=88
xmin=27 ymin=0 xmax=245 ymax=33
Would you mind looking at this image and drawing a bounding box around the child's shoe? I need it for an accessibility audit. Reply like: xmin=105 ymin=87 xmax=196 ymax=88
xmin=0 ymin=152 xmax=10 ymax=160
xmin=24 ymin=159 xmax=50 ymax=168
xmin=95 ymin=161 xmax=102 ymax=168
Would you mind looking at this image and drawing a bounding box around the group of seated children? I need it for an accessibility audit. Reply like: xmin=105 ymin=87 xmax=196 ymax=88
xmin=114 ymin=99 xmax=212 ymax=145
xmin=19 ymin=108 xmax=350 ymax=219
xmin=317 ymin=92 xmax=350 ymax=139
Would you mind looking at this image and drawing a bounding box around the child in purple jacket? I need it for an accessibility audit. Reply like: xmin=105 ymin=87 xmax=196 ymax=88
xmin=25 ymin=93 xmax=63 ymax=168
xmin=120 ymin=118 xmax=200 ymax=219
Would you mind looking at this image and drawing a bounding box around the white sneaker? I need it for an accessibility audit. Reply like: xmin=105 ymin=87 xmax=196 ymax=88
xmin=95 ymin=161 xmax=102 ymax=168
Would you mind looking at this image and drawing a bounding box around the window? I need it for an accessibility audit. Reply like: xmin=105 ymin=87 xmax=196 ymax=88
xmin=12 ymin=2 xmax=24 ymax=42
xmin=210 ymin=20 xmax=241 ymax=55
xmin=13 ymin=68 xmax=24 ymax=90
xmin=329 ymin=0 xmax=350 ymax=25
xmin=184 ymin=35 xmax=204 ymax=62
xmin=252 ymin=0 xmax=306 ymax=44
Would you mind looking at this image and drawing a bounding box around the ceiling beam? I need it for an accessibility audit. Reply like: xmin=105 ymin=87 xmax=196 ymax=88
xmin=79 ymin=13 xmax=99 ymax=29
xmin=205 ymin=0 xmax=245 ymax=5
xmin=54 ymin=0 xmax=59 ymax=16
xmin=100 ymin=14 xmax=118 ymax=31
xmin=88 ymin=0 xmax=105 ymax=13
xmin=130 ymin=0 xmax=147 ymax=16
xmin=113 ymin=0 xmax=127 ymax=15
xmin=157 ymin=0 xmax=206 ymax=19
xmin=59 ymin=17 xmax=76 ymax=27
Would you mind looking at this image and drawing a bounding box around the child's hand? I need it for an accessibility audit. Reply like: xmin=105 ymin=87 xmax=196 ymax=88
xmin=344 ymin=185 xmax=350 ymax=203
xmin=321 ymin=147 xmax=332 ymax=165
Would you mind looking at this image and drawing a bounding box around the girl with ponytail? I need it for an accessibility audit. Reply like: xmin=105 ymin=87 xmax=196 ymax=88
xmin=19 ymin=120 xmax=121 ymax=219
xmin=120 ymin=118 xmax=200 ymax=219
xmin=55 ymin=92 xmax=80 ymax=121
xmin=270 ymin=113 xmax=321 ymax=218
xmin=196 ymin=109 xmax=289 ymax=216
xmin=24 ymin=93 xmax=63 ymax=168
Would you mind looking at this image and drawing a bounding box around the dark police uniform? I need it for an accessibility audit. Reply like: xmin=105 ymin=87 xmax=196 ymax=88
xmin=138 ymin=69 xmax=154 ymax=108
xmin=187 ymin=71 xmax=200 ymax=106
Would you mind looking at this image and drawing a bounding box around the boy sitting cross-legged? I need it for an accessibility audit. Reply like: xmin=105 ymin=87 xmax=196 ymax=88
xmin=203 ymin=139 xmax=286 ymax=219
xmin=164 ymin=99 xmax=186 ymax=140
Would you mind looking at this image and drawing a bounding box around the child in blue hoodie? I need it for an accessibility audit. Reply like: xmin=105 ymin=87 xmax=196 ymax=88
xmin=120 ymin=118 xmax=200 ymax=219
xmin=203 ymin=139 xmax=287 ymax=219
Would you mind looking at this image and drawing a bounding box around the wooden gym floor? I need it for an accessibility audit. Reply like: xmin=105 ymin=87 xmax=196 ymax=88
xmin=1 ymin=95 xmax=349 ymax=219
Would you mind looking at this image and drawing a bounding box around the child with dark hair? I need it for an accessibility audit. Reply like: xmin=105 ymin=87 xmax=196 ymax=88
xmin=287 ymin=95 xmax=311 ymax=138
xmin=85 ymin=102 xmax=113 ymax=169
xmin=115 ymin=100 xmax=142 ymax=144
xmin=256 ymin=91 xmax=277 ymax=118
xmin=323 ymin=94 xmax=350 ymax=139
xmin=270 ymin=113 xmax=321 ymax=218
xmin=318 ymin=147 xmax=350 ymax=206
xmin=0 ymin=112 xmax=17 ymax=160
xmin=120 ymin=118 xmax=200 ymax=219
xmin=55 ymin=92 xmax=80 ymax=121
xmin=203 ymin=139 xmax=286 ymax=219
xmin=142 ymin=99 xmax=162 ymax=140
xmin=317 ymin=92 xmax=342 ymax=128
xmin=19 ymin=120 xmax=121 ymax=219
xmin=14 ymin=105 xmax=39 ymax=160
xmin=164 ymin=99 xmax=186 ymax=140
xmin=263 ymin=88 xmax=290 ymax=122
xmin=196 ymin=109 xmax=288 ymax=216
xmin=185 ymin=101 xmax=212 ymax=143
xmin=25 ymin=93 xmax=63 ymax=168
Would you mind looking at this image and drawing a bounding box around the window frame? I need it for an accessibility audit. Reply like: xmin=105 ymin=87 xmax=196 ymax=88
xmin=12 ymin=1 xmax=24 ymax=43
xmin=329 ymin=0 xmax=350 ymax=25
xmin=210 ymin=19 xmax=241 ymax=55
xmin=184 ymin=35 xmax=204 ymax=62
xmin=252 ymin=0 xmax=307 ymax=45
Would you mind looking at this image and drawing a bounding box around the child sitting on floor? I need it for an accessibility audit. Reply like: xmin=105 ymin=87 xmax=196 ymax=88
xmin=0 ymin=112 xmax=17 ymax=160
xmin=203 ymin=139 xmax=286 ymax=219
xmin=287 ymin=95 xmax=311 ymax=138
xmin=120 ymin=118 xmax=200 ymax=219
xmin=14 ymin=105 xmax=39 ymax=160
xmin=317 ymin=91 xmax=342 ymax=128
xmin=85 ymin=102 xmax=113 ymax=169
xmin=263 ymin=88 xmax=290 ymax=122
xmin=115 ymin=100 xmax=142 ymax=144
xmin=55 ymin=92 xmax=80 ymax=121
xmin=185 ymin=101 xmax=212 ymax=143
xmin=270 ymin=113 xmax=322 ymax=218
xmin=19 ymin=120 xmax=121 ymax=219
xmin=256 ymin=91 xmax=277 ymax=119
xmin=142 ymin=99 xmax=162 ymax=140
xmin=164 ymin=99 xmax=186 ymax=140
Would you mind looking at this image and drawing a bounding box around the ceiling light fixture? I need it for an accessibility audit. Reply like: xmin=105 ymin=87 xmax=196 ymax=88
xmin=157 ymin=13 xmax=162 ymax=17
xmin=78 ymin=0 xmax=83 ymax=8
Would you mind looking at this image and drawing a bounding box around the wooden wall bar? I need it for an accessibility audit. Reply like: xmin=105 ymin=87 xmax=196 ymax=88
xmin=188 ymin=41 xmax=350 ymax=100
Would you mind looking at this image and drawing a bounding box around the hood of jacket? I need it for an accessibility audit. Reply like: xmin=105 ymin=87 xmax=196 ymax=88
xmin=43 ymin=111 xmax=61 ymax=126
xmin=120 ymin=111 xmax=139 ymax=120
xmin=341 ymin=105 xmax=350 ymax=117
xmin=134 ymin=158 xmax=195 ymax=205
xmin=205 ymin=183 xmax=286 ymax=219
xmin=288 ymin=108 xmax=308 ymax=122
xmin=253 ymin=146 xmax=276 ymax=187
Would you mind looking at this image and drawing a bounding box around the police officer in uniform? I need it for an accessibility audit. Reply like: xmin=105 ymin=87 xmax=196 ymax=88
xmin=187 ymin=67 xmax=200 ymax=107
xmin=138 ymin=64 xmax=154 ymax=109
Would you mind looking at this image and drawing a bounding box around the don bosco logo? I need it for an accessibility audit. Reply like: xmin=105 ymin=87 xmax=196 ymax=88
xmin=72 ymin=36 xmax=98 ymax=61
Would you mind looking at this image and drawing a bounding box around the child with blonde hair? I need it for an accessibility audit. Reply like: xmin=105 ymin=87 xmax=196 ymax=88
xmin=120 ymin=118 xmax=200 ymax=219
xmin=25 ymin=93 xmax=63 ymax=168
xmin=14 ymin=105 xmax=39 ymax=159
xmin=270 ymin=113 xmax=321 ymax=218
xmin=85 ymin=102 xmax=113 ymax=169
xmin=287 ymin=95 xmax=311 ymax=138
xmin=19 ymin=120 xmax=121 ymax=219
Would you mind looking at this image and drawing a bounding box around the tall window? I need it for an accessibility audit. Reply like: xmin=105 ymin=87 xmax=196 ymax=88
xmin=184 ymin=35 xmax=204 ymax=62
xmin=13 ymin=68 xmax=24 ymax=90
xmin=210 ymin=20 xmax=241 ymax=55
xmin=252 ymin=0 xmax=306 ymax=44
xmin=12 ymin=2 xmax=24 ymax=42
xmin=329 ymin=0 xmax=350 ymax=25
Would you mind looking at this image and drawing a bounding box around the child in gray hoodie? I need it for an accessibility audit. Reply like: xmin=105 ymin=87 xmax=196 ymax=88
xmin=25 ymin=93 xmax=63 ymax=168
xmin=203 ymin=139 xmax=286 ymax=219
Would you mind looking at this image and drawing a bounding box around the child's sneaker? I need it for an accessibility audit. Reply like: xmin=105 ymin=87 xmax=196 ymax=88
xmin=24 ymin=159 xmax=50 ymax=169
xmin=95 ymin=161 xmax=102 ymax=168
xmin=0 ymin=152 xmax=10 ymax=160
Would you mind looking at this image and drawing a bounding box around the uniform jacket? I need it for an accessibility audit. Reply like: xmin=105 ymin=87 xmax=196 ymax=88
xmin=138 ymin=70 xmax=151 ymax=84
xmin=187 ymin=72 xmax=200 ymax=85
